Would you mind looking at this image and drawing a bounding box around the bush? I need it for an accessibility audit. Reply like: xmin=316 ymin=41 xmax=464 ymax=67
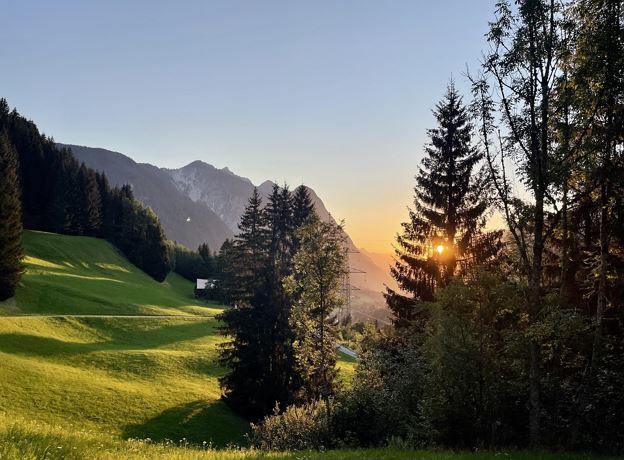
xmin=250 ymin=401 xmax=332 ymax=451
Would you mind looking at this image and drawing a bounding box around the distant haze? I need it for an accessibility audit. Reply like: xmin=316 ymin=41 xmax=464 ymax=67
xmin=1 ymin=0 xmax=497 ymax=253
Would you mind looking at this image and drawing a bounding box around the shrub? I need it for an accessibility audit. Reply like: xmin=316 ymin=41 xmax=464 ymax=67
xmin=250 ymin=401 xmax=332 ymax=451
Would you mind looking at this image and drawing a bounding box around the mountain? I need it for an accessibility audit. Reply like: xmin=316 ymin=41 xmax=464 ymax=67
xmin=164 ymin=161 xmax=256 ymax=233
xmin=66 ymin=145 xmax=234 ymax=252
xmin=68 ymin=145 xmax=392 ymax=322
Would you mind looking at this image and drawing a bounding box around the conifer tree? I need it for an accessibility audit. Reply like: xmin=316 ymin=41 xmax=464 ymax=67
xmin=386 ymin=83 xmax=500 ymax=324
xmin=198 ymin=243 xmax=211 ymax=263
xmin=78 ymin=164 xmax=102 ymax=235
xmin=219 ymin=188 xmax=275 ymax=417
xmin=0 ymin=133 xmax=24 ymax=300
xmin=197 ymin=242 xmax=214 ymax=277
xmin=291 ymin=185 xmax=315 ymax=252
xmin=220 ymin=185 xmax=311 ymax=418
xmin=292 ymin=185 xmax=315 ymax=228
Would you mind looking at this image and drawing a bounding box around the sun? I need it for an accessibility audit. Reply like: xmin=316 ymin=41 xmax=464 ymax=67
xmin=436 ymin=244 xmax=445 ymax=254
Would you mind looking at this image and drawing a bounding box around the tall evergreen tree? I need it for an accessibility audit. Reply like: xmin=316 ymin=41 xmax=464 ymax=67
xmin=77 ymin=164 xmax=102 ymax=235
xmin=220 ymin=185 xmax=315 ymax=418
xmin=291 ymin=185 xmax=315 ymax=228
xmin=386 ymin=83 xmax=500 ymax=324
xmin=219 ymin=188 xmax=275 ymax=418
xmin=0 ymin=133 xmax=24 ymax=300
xmin=291 ymin=185 xmax=316 ymax=253
xmin=197 ymin=242 xmax=214 ymax=277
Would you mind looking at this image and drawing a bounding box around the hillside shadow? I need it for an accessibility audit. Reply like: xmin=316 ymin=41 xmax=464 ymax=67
xmin=0 ymin=318 xmax=218 ymax=358
xmin=122 ymin=400 xmax=249 ymax=448
xmin=91 ymin=318 xmax=219 ymax=350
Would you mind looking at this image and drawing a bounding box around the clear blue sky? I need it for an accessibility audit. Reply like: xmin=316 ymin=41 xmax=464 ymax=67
xmin=1 ymin=0 xmax=496 ymax=253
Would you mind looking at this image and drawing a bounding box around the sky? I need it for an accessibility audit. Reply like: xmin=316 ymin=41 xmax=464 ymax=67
xmin=1 ymin=0 xmax=497 ymax=254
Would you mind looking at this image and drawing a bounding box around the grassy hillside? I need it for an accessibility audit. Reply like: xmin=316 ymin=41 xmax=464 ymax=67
xmin=0 ymin=231 xmax=248 ymax=449
xmin=1 ymin=230 xmax=220 ymax=316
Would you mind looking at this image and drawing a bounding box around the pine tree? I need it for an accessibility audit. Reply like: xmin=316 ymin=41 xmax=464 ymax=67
xmin=198 ymin=243 xmax=211 ymax=263
xmin=0 ymin=133 xmax=24 ymax=300
xmin=77 ymin=164 xmax=102 ymax=235
xmin=291 ymin=185 xmax=316 ymax=253
xmin=95 ymin=172 xmax=112 ymax=237
xmin=219 ymin=188 xmax=274 ymax=418
xmin=219 ymin=185 xmax=310 ymax=418
xmin=291 ymin=185 xmax=315 ymax=229
xmin=386 ymin=83 xmax=500 ymax=324
xmin=197 ymin=242 xmax=214 ymax=277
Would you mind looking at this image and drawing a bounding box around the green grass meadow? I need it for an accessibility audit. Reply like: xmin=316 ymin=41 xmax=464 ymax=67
xmin=0 ymin=231 xmax=611 ymax=459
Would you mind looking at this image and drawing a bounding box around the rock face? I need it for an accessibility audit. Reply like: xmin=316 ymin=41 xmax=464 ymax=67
xmin=66 ymin=143 xmax=392 ymax=322
xmin=164 ymin=161 xmax=255 ymax=233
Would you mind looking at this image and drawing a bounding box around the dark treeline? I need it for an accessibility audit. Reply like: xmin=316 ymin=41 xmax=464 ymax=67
xmin=251 ymin=0 xmax=624 ymax=453
xmin=168 ymin=242 xmax=216 ymax=283
xmin=217 ymin=184 xmax=347 ymax=420
xmin=0 ymin=132 xmax=24 ymax=300
xmin=0 ymin=99 xmax=170 ymax=282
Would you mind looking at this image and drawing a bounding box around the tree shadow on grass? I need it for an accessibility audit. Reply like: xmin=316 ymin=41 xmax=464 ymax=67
xmin=122 ymin=400 xmax=249 ymax=448
xmin=0 ymin=318 xmax=218 ymax=359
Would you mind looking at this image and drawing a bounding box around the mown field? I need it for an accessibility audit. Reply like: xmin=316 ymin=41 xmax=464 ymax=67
xmin=0 ymin=231 xmax=604 ymax=459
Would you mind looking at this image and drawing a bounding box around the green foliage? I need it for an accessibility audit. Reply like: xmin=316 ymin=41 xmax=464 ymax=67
xmin=338 ymin=328 xmax=431 ymax=447
xmin=251 ymin=401 xmax=332 ymax=451
xmin=422 ymin=272 xmax=527 ymax=448
xmin=285 ymin=217 xmax=345 ymax=403
xmin=169 ymin=242 xmax=214 ymax=282
xmin=0 ymin=132 xmax=24 ymax=300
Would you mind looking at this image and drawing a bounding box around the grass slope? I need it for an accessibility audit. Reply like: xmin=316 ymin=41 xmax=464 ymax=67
xmin=0 ymin=230 xmax=248 ymax=449
xmin=1 ymin=230 xmax=220 ymax=316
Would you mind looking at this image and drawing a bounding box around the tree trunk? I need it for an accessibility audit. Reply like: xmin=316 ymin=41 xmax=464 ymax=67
xmin=591 ymin=181 xmax=609 ymax=373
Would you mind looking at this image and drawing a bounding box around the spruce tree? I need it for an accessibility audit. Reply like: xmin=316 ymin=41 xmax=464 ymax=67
xmin=219 ymin=188 xmax=274 ymax=418
xmin=386 ymin=83 xmax=500 ymax=324
xmin=78 ymin=164 xmax=102 ymax=236
xmin=291 ymin=185 xmax=314 ymax=229
xmin=220 ymin=185 xmax=310 ymax=418
xmin=0 ymin=133 xmax=24 ymax=300
xmin=291 ymin=185 xmax=315 ymax=253
xmin=197 ymin=242 xmax=214 ymax=277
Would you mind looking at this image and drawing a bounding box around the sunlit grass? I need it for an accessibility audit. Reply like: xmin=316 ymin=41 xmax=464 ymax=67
xmin=1 ymin=230 xmax=221 ymax=316
xmin=0 ymin=415 xmax=616 ymax=460
xmin=0 ymin=315 xmax=249 ymax=447
xmin=336 ymin=350 xmax=357 ymax=387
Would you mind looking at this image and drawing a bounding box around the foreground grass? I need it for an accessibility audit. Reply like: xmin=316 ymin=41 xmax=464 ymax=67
xmin=0 ymin=315 xmax=248 ymax=446
xmin=0 ymin=416 xmax=616 ymax=460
